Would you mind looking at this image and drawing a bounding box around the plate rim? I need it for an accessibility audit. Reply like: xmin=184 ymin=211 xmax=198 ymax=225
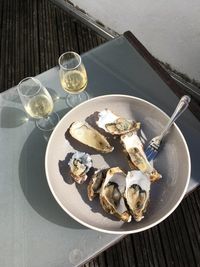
xmin=45 ymin=94 xmax=191 ymax=234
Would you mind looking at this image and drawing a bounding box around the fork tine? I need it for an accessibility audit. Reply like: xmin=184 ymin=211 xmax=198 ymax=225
xmin=145 ymin=146 xmax=153 ymax=157
xmin=147 ymin=150 xmax=157 ymax=161
xmin=145 ymin=145 xmax=158 ymax=161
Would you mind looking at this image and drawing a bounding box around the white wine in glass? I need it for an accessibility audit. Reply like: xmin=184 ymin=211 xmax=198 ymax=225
xmin=59 ymin=51 xmax=88 ymax=107
xmin=60 ymin=69 xmax=87 ymax=93
xmin=25 ymin=94 xmax=53 ymax=118
xmin=18 ymin=77 xmax=59 ymax=131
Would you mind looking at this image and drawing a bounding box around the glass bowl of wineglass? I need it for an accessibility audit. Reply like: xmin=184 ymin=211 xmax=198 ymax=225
xmin=18 ymin=77 xmax=59 ymax=131
xmin=58 ymin=51 xmax=88 ymax=107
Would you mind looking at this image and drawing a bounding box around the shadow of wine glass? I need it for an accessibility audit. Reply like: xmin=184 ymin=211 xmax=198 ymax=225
xmin=18 ymin=127 xmax=85 ymax=229
xmin=1 ymin=88 xmax=22 ymax=103
xmin=46 ymin=87 xmax=60 ymax=103
xmin=0 ymin=106 xmax=28 ymax=128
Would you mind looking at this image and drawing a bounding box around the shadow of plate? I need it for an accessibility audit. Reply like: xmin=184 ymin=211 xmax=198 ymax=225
xmin=18 ymin=127 xmax=85 ymax=229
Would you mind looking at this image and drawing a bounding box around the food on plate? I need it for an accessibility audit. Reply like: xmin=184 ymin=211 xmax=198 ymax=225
xmin=65 ymin=109 xmax=162 ymax=222
xmin=125 ymin=170 xmax=150 ymax=222
xmin=120 ymin=131 xmax=161 ymax=182
xmin=69 ymin=121 xmax=114 ymax=153
xmin=96 ymin=109 xmax=140 ymax=135
xmin=68 ymin=151 xmax=93 ymax=184
xmin=99 ymin=167 xmax=132 ymax=222
xmin=87 ymin=168 xmax=107 ymax=201
xmin=88 ymin=168 xmax=150 ymax=222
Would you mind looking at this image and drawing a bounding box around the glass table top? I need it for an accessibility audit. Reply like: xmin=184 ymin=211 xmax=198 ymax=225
xmin=0 ymin=34 xmax=200 ymax=266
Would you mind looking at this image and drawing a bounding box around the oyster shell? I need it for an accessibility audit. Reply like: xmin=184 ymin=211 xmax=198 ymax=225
xmin=68 ymin=151 xmax=92 ymax=184
xmin=99 ymin=167 xmax=131 ymax=222
xmin=69 ymin=121 xmax=114 ymax=153
xmin=96 ymin=109 xmax=140 ymax=135
xmin=125 ymin=171 xmax=150 ymax=222
xmin=120 ymin=131 xmax=161 ymax=182
xmin=87 ymin=169 xmax=107 ymax=201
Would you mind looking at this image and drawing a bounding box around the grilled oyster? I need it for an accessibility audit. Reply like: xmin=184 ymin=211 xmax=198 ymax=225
xmin=125 ymin=171 xmax=150 ymax=222
xmin=121 ymin=131 xmax=161 ymax=182
xmin=68 ymin=151 xmax=92 ymax=184
xmin=99 ymin=167 xmax=131 ymax=222
xmin=69 ymin=121 xmax=114 ymax=153
xmin=96 ymin=109 xmax=140 ymax=135
xmin=87 ymin=169 xmax=107 ymax=201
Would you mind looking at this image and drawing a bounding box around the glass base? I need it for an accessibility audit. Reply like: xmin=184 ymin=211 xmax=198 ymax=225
xmin=36 ymin=112 xmax=60 ymax=131
xmin=65 ymin=91 xmax=89 ymax=107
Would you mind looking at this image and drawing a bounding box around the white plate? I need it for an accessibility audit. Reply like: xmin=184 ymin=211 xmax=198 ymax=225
xmin=45 ymin=94 xmax=190 ymax=234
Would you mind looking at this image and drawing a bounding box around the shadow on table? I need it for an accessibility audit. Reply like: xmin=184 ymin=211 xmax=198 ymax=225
xmin=0 ymin=106 xmax=27 ymax=128
xmin=46 ymin=87 xmax=61 ymax=103
xmin=18 ymin=127 xmax=85 ymax=229
xmin=1 ymin=88 xmax=22 ymax=103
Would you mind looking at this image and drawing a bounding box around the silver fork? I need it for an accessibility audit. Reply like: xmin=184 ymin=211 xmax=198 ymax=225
xmin=145 ymin=95 xmax=191 ymax=161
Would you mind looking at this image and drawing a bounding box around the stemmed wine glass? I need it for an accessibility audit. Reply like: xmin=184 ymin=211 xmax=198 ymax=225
xmin=58 ymin=51 xmax=88 ymax=107
xmin=18 ymin=77 xmax=59 ymax=131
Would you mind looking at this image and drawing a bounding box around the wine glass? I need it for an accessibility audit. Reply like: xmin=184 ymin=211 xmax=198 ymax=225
xmin=18 ymin=77 xmax=59 ymax=131
xmin=58 ymin=51 xmax=88 ymax=107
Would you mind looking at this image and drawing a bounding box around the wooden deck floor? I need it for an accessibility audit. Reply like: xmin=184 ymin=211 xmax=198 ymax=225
xmin=0 ymin=1 xmax=200 ymax=266
xmin=0 ymin=0 xmax=105 ymax=92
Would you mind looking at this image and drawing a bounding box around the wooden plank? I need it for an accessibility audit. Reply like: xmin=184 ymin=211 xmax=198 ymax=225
xmin=7 ymin=0 xmax=13 ymax=88
xmin=38 ymin=0 xmax=47 ymax=72
xmin=47 ymin=0 xmax=59 ymax=67
xmin=157 ymin=223 xmax=175 ymax=266
xmin=120 ymin=237 xmax=134 ymax=267
xmin=182 ymin=197 xmax=200 ymax=265
xmin=14 ymin=0 xmax=21 ymax=84
xmin=171 ymin=210 xmax=194 ymax=266
xmin=32 ymin=0 xmax=40 ymax=75
xmin=123 ymin=235 xmax=137 ymax=267
xmin=0 ymin=1 xmax=4 ymax=41
xmin=5 ymin=0 xmax=10 ymax=88
xmin=0 ymin=0 xmax=8 ymax=91
xmin=26 ymin=0 xmax=31 ymax=75
xmin=27 ymin=0 xmax=34 ymax=76
xmin=145 ymin=228 xmax=166 ymax=267
xmin=10 ymin=0 xmax=16 ymax=86
xmin=19 ymin=0 xmax=25 ymax=79
xmin=131 ymin=233 xmax=145 ymax=267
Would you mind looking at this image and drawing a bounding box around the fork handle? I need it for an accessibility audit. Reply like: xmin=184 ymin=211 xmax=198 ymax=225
xmin=160 ymin=95 xmax=191 ymax=139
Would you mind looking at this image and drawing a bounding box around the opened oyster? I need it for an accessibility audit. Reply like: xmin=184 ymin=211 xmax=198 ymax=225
xmin=69 ymin=121 xmax=114 ymax=153
xmin=68 ymin=151 xmax=93 ymax=184
xmin=88 ymin=169 xmax=107 ymax=201
xmin=99 ymin=167 xmax=131 ymax=222
xmin=125 ymin=171 xmax=150 ymax=222
xmin=121 ymin=131 xmax=161 ymax=182
xmin=96 ymin=109 xmax=140 ymax=135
